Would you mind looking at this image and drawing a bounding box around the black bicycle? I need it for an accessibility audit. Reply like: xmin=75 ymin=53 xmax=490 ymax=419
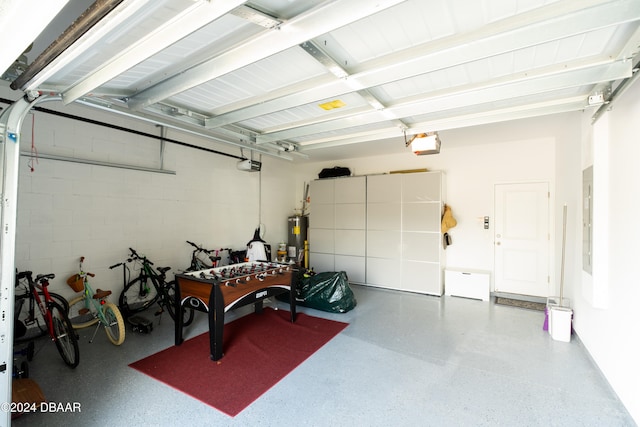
xmin=115 ymin=248 xmax=194 ymax=326
xmin=185 ymin=240 xmax=231 ymax=271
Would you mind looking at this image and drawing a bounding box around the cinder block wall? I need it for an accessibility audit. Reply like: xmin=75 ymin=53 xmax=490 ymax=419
xmin=11 ymin=100 xmax=295 ymax=300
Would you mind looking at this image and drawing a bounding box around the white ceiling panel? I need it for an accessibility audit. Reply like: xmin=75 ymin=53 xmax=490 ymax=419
xmin=167 ymin=47 xmax=333 ymax=115
xmin=2 ymin=0 xmax=639 ymax=161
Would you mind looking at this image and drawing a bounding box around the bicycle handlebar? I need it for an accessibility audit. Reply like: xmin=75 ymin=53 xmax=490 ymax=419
xmin=186 ymin=241 xmax=232 ymax=255
xmin=129 ymin=247 xmax=154 ymax=265
xmin=109 ymin=257 xmax=134 ymax=269
xmin=186 ymin=240 xmax=215 ymax=254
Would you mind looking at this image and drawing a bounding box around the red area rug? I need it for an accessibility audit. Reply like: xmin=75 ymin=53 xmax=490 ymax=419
xmin=129 ymin=308 xmax=348 ymax=416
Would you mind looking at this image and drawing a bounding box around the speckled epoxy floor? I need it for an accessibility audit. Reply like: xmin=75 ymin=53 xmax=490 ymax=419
xmin=11 ymin=285 xmax=636 ymax=426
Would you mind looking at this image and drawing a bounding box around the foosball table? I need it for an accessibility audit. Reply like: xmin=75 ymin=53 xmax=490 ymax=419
xmin=174 ymin=261 xmax=298 ymax=361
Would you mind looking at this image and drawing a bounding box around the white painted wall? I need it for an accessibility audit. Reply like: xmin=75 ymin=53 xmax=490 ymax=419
xmin=296 ymin=114 xmax=568 ymax=295
xmin=571 ymin=80 xmax=640 ymax=423
xmin=2 ymin=89 xmax=296 ymax=301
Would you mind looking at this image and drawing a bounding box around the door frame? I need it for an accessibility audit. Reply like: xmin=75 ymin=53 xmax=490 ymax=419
xmin=493 ymin=180 xmax=554 ymax=298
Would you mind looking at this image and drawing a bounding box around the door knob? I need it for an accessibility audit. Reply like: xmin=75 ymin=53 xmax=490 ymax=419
xmin=496 ymin=241 xmax=501 ymax=245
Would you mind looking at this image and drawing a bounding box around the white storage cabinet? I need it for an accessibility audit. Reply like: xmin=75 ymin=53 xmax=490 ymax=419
xmin=308 ymin=176 xmax=366 ymax=283
xmin=367 ymin=172 xmax=444 ymax=295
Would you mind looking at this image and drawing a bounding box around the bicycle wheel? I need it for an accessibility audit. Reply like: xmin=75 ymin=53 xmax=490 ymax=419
xmin=49 ymin=301 xmax=80 ymax=368
xmin=119 ymin=276 xmax=159 ymax=316
xmin=48 ymin=292 xmax=69 ymax=313
xmin=101 ymin=302 xmax=126 ymax=345
xmin=67 ymin=294 xmax=100 ymax=329
xmin=163 ymin=280 xmax=195 ymax=326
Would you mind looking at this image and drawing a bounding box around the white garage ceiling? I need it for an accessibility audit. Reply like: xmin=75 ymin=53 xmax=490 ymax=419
xmin=2 ymin=0 xmax=640 ymax=162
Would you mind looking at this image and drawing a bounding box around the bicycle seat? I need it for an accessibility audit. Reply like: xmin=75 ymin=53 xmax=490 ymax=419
xmin=16 ymin=271 xmax=32 ymax=280
xmin=158 ymin=266 xmax=171 ymax=273
xmin=35 ymin=273 xmax=55 ymax=283
xmin=93 ymin=289 xmax=112 ymax=299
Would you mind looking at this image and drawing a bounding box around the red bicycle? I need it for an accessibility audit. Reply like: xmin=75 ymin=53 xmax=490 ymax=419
xmin=14 ymin=271 xmax=80 ymax=368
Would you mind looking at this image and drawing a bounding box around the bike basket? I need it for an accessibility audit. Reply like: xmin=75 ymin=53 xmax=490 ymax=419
xmin=66 ymin=274 xmax=84 ymax=292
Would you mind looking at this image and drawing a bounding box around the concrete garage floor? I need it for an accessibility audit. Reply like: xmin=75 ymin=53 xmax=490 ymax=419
xmin=11 ymin=284 xmax=635 ymax=427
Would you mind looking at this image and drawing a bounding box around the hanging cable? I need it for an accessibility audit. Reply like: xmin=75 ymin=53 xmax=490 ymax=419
xmin=28 ymin=113 xmax=38 ymax=172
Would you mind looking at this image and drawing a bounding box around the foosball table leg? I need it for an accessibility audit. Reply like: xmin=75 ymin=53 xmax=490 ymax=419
xmin=254 ymin=300 xmax=264 ymax=314
xmin=210 ymin=286 xmax=225 ymax=361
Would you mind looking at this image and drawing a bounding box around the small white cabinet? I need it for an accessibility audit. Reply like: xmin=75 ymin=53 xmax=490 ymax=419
xmin=444 ymin=269 xmax=491 ymax=301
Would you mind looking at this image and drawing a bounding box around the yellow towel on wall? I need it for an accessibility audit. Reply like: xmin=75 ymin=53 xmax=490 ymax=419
xmin=441 ymin=204 xmax=457 ymax=233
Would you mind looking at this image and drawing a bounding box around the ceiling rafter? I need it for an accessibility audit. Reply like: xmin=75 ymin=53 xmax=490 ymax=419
xmin=4 ymin=0 xmax=640 ymax=161
xmin=299 ymin=95 xmax=588 ymax=151
xmin=256 ymin=59 xmax=631 ymax=145
xmin=203 ymin=0 xmax=640 ymax=131
xmin=74 ymin=96 xmax=297 ymax=160
xmin=60 ymin=0 xmax=246 ymax=104
xmin=125 ymin=0 xmax=406 ymax=111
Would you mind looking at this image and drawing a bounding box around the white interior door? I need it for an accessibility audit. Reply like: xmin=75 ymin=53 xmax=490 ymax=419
xmin=494 ymin=182 xmax=550 ymax=297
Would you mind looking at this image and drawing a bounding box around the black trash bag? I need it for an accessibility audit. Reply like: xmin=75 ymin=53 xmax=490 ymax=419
xmin=298 ymin=271 xmax=356 ymax=313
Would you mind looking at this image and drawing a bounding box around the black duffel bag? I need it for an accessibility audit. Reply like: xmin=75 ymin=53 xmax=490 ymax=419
xmin=318 ymin=166 xmax=351 ymax=179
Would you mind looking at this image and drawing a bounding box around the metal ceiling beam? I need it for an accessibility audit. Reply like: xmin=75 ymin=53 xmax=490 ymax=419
xmin=592 ymin=60 xmax=640 ymax=123
xmin=142 ymin=101 xmax=307 ymax=157
xmin=74 ymin=97 xmax=295 ymax=161
xmin=126 ymin=0 xmax=407 ymax=110
xmin=299 ymin=40 xmax=397 ymax=121
xmin=204 ymin=0 xmax=640 ymax=130
xmin=256 ymin=59 xmax=632 ymax=144
xmin=61 ymin=0 xmax=246 ymax=104
xmin=299 ymin=96 xmax=588 ymax=151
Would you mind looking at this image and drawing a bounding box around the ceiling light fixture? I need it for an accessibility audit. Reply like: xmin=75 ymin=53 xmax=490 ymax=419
xmin=405 ymin=131 xmax=441 ymax=155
